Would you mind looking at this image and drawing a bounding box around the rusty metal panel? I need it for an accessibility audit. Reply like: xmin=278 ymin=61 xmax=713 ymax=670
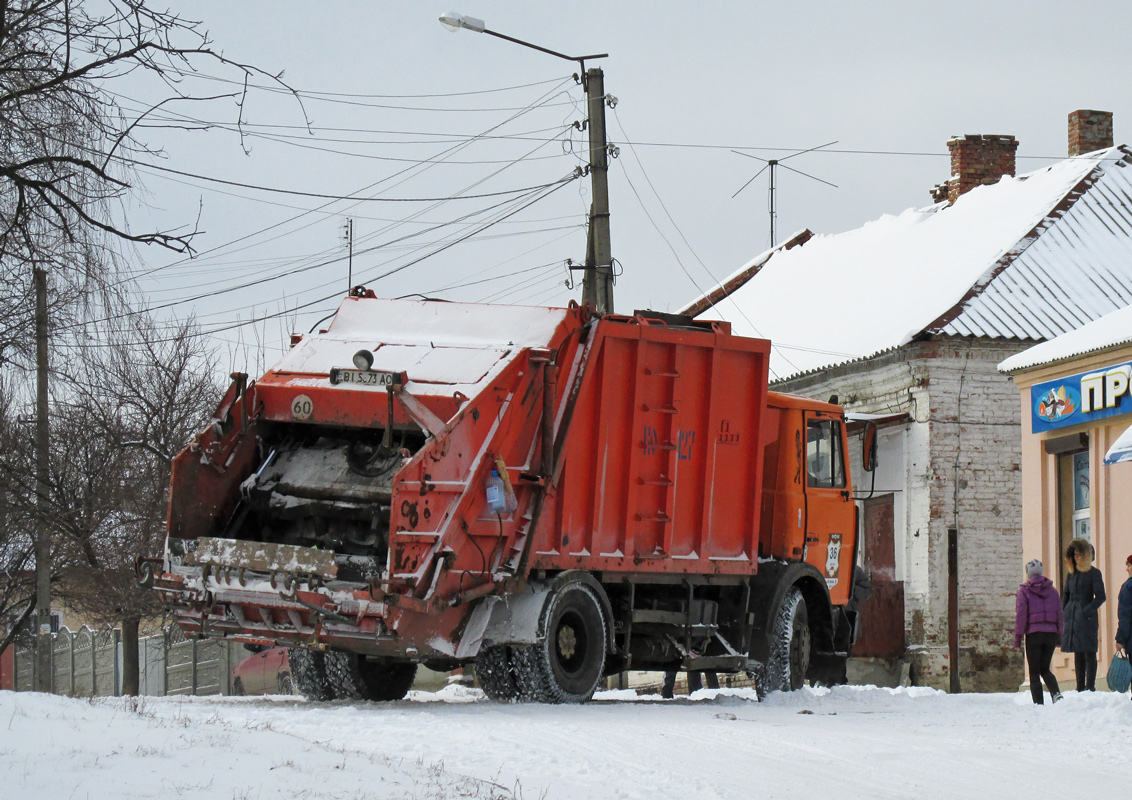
xmin=185 ymin=537 xmax=338 ymax=580
xmin=855 ymin=494 xmax=905 ymax=659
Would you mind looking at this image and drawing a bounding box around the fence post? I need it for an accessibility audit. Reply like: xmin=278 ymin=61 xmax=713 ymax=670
xmin=69 ymin=634 xmax=75 ymax=697
xmin=162 ymin=628 xmax=169 ymax=697
xmin=191 ymin=638 xmax=198 ymax=695
xmin=90 ymin=628 xmax=97 ymax=697
xmin=221 ymin=641 xmax=231 ymax=696
xmin=113 ymin=629 xmax=121 ymax=697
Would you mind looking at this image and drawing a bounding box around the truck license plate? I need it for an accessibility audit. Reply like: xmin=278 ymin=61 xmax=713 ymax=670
xmin=330 ymin=368 xmax=399 ymax=387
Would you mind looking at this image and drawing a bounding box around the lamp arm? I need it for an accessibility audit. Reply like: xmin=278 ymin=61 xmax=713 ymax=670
xmin=481 ymin=27 xmax=607 ymax=71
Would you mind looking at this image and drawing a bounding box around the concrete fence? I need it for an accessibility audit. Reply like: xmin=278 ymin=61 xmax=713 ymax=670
xmin=11 ymin=623 xmax=240 ymax=697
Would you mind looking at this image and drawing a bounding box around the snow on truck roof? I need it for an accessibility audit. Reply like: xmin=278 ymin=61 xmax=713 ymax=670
xmin=270 ymin=297 xmax=570 ymax=396
xmin=688 ymin=147 xmax=1132 ymax=380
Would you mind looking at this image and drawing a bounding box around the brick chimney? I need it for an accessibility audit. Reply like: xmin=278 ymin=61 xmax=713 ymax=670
xmin=1068 ymin=110 xmax=1113 ymax=156
xmin=933 ymin=135 xmax=1018 ymax=204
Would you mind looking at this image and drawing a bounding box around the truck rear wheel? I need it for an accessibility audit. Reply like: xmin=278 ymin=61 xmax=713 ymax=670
xmin=476 ymin=645 xmax=522 ymax=702
xmin=325 ymin=651 xmax=418 ymax=701
xmin=513 ymin=581 xmax=607 ymax=704
xmin=759 ymin=587 xmax=811 ymax=696
xmin=289 ymin=647 xmax=333 ymax=701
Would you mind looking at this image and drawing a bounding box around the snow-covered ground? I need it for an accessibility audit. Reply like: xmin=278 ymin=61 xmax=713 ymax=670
xmin=3 ymin=684 xmax=1130 ymax=799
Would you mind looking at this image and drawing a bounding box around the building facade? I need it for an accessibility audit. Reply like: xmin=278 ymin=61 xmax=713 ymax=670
xmin=687 ymin=112 xmax=1132 ymax=691
xmin=1001 ymin=314 xmax=1132 ymax=688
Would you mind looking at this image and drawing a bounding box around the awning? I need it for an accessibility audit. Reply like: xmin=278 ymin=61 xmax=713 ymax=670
xmin=1104 ymin=423 xmax=1132 ymax=465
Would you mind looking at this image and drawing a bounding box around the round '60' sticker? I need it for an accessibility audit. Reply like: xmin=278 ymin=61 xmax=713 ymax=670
xmin=291 ymin=394 xmax=313 ymax=421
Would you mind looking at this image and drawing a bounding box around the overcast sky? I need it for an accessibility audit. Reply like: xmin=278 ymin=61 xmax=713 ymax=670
xmin=124 ymin=1 xmax=1132 ymax=369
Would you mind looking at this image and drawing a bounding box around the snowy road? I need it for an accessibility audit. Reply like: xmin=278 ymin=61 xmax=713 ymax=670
xmin=2 ymin=684 xmax=1129 ymax=799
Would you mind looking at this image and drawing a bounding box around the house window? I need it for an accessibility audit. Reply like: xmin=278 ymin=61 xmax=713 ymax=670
xmin=807 ymin=419 xmax=846 ymax=489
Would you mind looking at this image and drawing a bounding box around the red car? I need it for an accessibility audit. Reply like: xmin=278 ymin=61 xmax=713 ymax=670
xmin=232 ymin=645 xmax=293 ymax=695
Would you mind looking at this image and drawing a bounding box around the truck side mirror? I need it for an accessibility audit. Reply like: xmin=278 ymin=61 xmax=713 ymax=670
xmin=862 ymin=421 xmax=878 ymax=473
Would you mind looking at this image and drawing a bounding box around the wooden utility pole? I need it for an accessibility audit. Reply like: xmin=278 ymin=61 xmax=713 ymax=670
xmin=437 ymin=14 xmax=613 ymax=313
xmin=33 ymin=267 xmax=52 ymax=692
xmin=582 ymin=67 xmax=614 ymax=315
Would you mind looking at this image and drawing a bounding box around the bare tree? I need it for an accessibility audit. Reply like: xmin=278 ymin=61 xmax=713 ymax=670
xmin=0 ymin=378 xmax=36 ymax=657
xmin=56 ymin=312 xmax=220 ymax=694
xmin=0 ymin=0 xmax=299 ymax=366
xmin=0 ymin=0 xmax=287 ymax=685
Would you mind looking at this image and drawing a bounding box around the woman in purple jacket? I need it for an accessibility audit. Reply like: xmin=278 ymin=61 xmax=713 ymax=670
xmin=1015 ymin=559 xmax=1064 ymax=704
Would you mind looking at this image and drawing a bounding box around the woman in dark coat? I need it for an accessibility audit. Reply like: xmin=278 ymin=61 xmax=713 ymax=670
xmin=1061 ymin=538 xmax=1106 ymax=691
xmin=1116 ymin=553 xmax=1132 ymax=698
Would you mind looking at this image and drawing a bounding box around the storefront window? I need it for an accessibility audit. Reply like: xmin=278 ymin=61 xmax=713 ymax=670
xmin=1072 ymin=450 xmax=1090 ymax=542
xmin=1058 ymin=444 xmax=1090 ymax=583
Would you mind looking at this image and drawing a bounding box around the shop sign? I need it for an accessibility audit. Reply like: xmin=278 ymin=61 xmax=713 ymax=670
xmin=1031 ymin=361 xmax=1132 ymax=431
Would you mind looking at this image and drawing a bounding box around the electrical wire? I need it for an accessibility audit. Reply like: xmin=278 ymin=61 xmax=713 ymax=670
xmin=70 ymin=172 xmax=582 ymax=346
xmin=111 ymin=77 xmax=579 ymax=285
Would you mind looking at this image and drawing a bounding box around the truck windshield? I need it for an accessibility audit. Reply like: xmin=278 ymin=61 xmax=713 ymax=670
xmin=806 ymin=419 xmax=846 ymax=489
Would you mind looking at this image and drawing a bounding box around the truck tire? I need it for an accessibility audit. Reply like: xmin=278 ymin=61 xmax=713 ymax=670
xmin=289 ymin=647 xmax=333 ymax=701
xmin=325 ymin=650 xmax=418 ymax=701
xmin=476 ymin=645 xmax=522 ymax=702
xmin=512 ymin=581 xmax=607 ymax=704
xmin=759 ymin=587 xmax=811 ymax=696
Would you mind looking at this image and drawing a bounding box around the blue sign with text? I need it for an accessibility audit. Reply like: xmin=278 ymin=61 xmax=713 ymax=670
xmin=1030 ymin=360 xmax=1132 ymax=432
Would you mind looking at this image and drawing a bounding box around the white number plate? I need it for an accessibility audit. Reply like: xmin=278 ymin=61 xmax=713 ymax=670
xmin=330 ymin=368 xmax=399 ymax=387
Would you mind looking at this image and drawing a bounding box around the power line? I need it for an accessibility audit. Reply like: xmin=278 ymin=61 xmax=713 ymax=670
xmin=72 ymin=173 xmax=582 ymax=347
xmin=230 ymin=75 xmax=572 ymax=100
xmin=119 ymin=157 xmax=572 ymax=202
xmin=117 ymin=78 xmax=579 ymax=287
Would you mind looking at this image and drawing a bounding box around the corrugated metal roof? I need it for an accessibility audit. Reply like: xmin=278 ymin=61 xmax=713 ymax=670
xmin=999 ymin=302 xmax=1132 ymax=372
xmin=690 ymin=146 xmax=1132 ymax=380
xmin=939 ymin=152 xmax=1132 ymax=340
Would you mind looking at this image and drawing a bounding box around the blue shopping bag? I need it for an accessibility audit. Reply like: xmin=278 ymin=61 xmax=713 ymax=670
xmin=1107 ymin=653 xmax=1132 ymax=693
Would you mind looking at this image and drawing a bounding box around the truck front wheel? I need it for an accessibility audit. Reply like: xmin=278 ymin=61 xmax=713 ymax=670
xmin=514 ymin=581 xmax=607 ymax=703
xmin=759 ymin=586 xmax=811 ymax=696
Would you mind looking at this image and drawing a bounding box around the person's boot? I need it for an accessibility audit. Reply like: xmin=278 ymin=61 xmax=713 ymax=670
xmin=1052 ymin=692 xmax=1064 ymax=704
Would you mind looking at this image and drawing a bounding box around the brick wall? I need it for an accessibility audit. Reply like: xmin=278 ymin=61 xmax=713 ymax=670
xmin=1068 ymin=110 xmax=1114 ymax=157
xmin=945 ymin=135 xmax=1019 ymax=204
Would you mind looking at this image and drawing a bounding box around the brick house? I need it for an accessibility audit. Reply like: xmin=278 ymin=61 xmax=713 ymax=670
xmin=683 ymin=111 xmax=1132 ymax=691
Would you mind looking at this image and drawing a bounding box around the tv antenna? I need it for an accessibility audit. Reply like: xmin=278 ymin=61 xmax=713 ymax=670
xmin=341 ymin=218 xmax=355 ymax=291
xmin=732 ymin=141 xmax=838 ymax=247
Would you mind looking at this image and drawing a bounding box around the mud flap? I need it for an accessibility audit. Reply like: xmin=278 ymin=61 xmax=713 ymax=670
xmin=454 ymin=584 xmax=551 ymax=660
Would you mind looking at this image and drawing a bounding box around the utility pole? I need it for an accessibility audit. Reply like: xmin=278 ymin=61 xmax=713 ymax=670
xmin=33 ymin=267 xmax=51 ymax=692
xmin=582 ymin=67 xmax=614 ymax=315
xmin=438 ymin=13 xmax=614 ymax=314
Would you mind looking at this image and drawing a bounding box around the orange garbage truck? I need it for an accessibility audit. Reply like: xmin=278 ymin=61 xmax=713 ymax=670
xmin=149 ymin=292 xmax=867 ymax=702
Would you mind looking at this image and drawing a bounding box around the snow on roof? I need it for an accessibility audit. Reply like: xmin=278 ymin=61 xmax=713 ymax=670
xmin=271 ymin=297 xmax=569 ymax=396
xmin=998 ymin=301 xmax=1132 ymax=372
xmin=692 ymin=147 xmax=1132 ymax=380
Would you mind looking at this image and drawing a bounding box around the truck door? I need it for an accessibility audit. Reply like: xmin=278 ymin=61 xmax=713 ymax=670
xmin=803 ymin=414 xmax=856 ymax=605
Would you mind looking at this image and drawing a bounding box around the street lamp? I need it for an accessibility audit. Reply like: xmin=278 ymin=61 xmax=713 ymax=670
xmin=439 ymin=12 xmax=615 ymax=314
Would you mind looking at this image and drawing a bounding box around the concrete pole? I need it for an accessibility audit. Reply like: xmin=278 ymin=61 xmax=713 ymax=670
xmin=582 ymin=67 xmax=614 ymax=315
xmin=33 ymin=267 xmax=52 ymax=693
